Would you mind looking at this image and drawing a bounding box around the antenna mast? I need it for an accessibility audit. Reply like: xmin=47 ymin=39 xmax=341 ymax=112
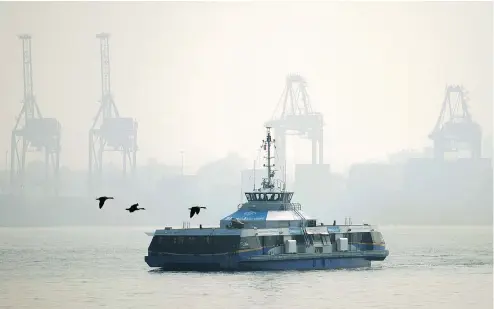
xmin=261 ymin=127 xmax=276 ymax=190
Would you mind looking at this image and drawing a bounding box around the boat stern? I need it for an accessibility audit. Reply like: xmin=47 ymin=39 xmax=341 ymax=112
xmin=144 ymin=227 xmax=245 ymax=271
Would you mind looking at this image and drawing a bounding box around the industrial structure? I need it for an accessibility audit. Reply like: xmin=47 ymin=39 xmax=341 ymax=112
xmin=265 ymin=74 xmax=324 ymax=169
xmin=429 ymin=85 xmax=482 ymax=159
xmin=89 ymin=33 xmax=138 ymax=183
xmin=264 ymin=75 xmax=329 ymax=214
xmin=10 ymin=34 xmax=62 ymax=191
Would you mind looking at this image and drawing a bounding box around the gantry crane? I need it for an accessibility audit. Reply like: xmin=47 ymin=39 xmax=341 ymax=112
xmin=265 ymin=74 xmax=324 ymax=169
xmin=89 ymin=33 xmax=138 ymax=183
xmin=10 ymin=34 xmax=61 ymax=191
xmin=429 ymin=85 xmax=482 ymax=159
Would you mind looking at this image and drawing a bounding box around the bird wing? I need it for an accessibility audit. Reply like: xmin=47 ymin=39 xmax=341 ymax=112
xmin=189 ymin=208 xmax=195 ymax=218
xmin=99 ymin=200 xmax=104 ymax=208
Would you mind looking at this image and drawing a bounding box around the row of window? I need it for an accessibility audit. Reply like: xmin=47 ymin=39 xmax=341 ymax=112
xmin=148 ymin=235 xmax=240 ymax=254
xmin=148 ymin=232 xmax=384 ymax=255
xmin=245 ymin=192 xmax=293 ymax=202
xmin=293 ymin=232 xmax=384 ymax=249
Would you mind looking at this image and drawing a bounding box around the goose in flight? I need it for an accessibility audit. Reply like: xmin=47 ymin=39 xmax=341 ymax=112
xmin=126 ymin=203 xmax=145 ymax=213
xmin=96 ymin=196 xmax=114 ymax=209
xmin=188 ymin=205 xmax=207 ymax=218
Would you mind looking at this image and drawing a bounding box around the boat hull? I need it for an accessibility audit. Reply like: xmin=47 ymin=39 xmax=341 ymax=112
xmin=238 ymin=257 xmax=371 ymax=271
xmin=144 ymin=250 xmax=388 ymax=271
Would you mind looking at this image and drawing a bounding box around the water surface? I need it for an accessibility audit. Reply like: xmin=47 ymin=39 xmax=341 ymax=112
xmin=0 ymin=225 xmax=491 ymax=308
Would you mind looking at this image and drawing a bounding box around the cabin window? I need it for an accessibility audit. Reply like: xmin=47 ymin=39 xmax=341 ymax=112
xmin=261 ymin=236 xmax=283 ymax=247
xmin=345 ymin=233 xmax=361 ymax=244
xmin=289 ymin=221 xmax=300 ymax=227
xmin=240 ymin=236 xmax=261 ymax=250
xmin=294 ymin=235 xmax=306 ymax=245
xmin=312 ymin=234 xmax=322 ymax=243
xmin=329 ymin=234 xmax=335 ymax=244
xmin=361 ymin=232 xmax=373 ymax=244
xmin=371 ymin=231 xmax=384 ymax=244
xmin=307 ymin=220 xmax=316 ymax=227
xmin=321 ymin=235 xmax=330 ymax=245
xmin=245 ymin=192 xmax=293 ymax=202
xmin=239 ymin=240 xmax=248 ymax=249
xmin=148 ymin=235 xmax=240 ymax=254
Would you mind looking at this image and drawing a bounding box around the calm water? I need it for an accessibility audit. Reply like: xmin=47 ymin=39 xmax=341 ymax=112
xmin=0 ymin=225 xmax=492 ymax=309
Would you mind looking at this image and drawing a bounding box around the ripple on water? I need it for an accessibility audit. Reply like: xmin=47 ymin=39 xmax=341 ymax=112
xmin=0 ymin=226 xmax=492 ymax=309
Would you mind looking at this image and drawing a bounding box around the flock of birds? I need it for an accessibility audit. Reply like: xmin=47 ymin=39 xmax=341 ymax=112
xmin=95 ymin=196 xmax=207 ymax=218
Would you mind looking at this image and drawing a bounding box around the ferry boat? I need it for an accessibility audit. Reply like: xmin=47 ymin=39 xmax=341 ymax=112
xmin=144 ymin=127 xmax=389 ymax=271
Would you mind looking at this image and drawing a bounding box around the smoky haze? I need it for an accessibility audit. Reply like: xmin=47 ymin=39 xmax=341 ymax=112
xmin=0 ymin=1 xmax=491 ymax=227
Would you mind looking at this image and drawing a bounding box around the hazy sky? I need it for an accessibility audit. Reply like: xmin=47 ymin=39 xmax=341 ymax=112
xmin=0 ymin=1 xmax=492 ymax=174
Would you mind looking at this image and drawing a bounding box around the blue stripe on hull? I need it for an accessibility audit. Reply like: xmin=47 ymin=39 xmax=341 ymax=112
xmin=145 ymin=252 xmax=373 ymax=271
xmin=238 ymin=257 xmax=371 ymax=271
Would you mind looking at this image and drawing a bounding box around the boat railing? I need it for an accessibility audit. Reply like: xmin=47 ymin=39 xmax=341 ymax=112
xmin=236 ymin=203 xmax=302 ymax=210
xmin=282 ymin=203 xmax=302 ymax=211
xmin=291 ymin=205 xmax=312 ymax=247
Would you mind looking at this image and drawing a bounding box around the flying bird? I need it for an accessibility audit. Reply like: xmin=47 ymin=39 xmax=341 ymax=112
xmin=126 ymin=203 xmax=145 ymax=213
xmin=96 ymin=196 xmax=114 ymax=209
xmin=188 ymin=205 xmax=207 ymax=218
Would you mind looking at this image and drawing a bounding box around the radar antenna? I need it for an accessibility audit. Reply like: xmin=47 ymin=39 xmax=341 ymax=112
xmin=260 ymin=127 xmax=276 ymax=190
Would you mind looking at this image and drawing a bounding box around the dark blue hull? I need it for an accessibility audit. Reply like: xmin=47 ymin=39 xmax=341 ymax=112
xmin=145 ymin=250 xmax=387 ymax=271
xmin=238 ymin=257 xmax=371 ymax=270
